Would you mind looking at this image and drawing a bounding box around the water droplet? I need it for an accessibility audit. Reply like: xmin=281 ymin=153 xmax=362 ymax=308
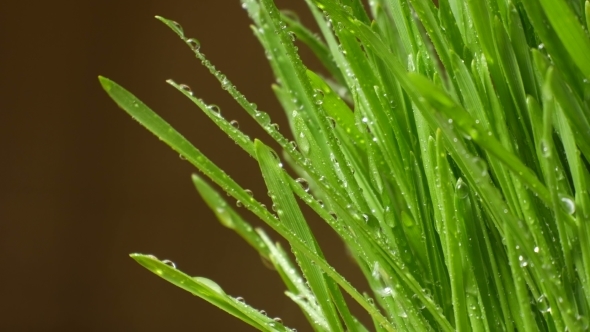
xmin=220 ymin=76 xmax=231 ymax=90
xmin=179 ymin=154 xmax=187 ymax=161
xmin=273 ymin=317 xmax=283 ymax=324
xmin=537 ymin=295 xmax=551 ymax=313
xmin=295 ymin=178 xmax=309 ymax=192
xmin=244 ymin=189 xmax=254 ymax=199
xmin=230 ymin=120 xmax=239 ymax=128
xmin=314 ymin=89 xmax=325 ymax=99
xmin=259 ymin=310 xmax=267 ymax=316
xmin=162 ymin=259 xmax=176 ymax=269
xmin=208 ymin=104 xmax=221 ymax=116
xmin=288 ymin=141 xmax=297 ymax=151
xmin=255 ymin=111 xmax=271 ymax=126
xmin=186 ymin=38 xmax=201 ymax=51
xmin=377 ymin=287 xmax=392 ymax=297
xmin=534 ymin=246 xmax=540 ymax=253
xmin=260 ymin=254 xmax=275 ymax=270
xmin=327 ymin=117 xmax=336 ymax=128
xmin=179 ymin=84 xmax=193 ymax=95
xmin=540 ymin=139 xmax=551 ymax=157
xmin=456 ymin=178 xmax=469 ymax=198
xmin=269 ymin=150 xmax=281 ymax=162
xmin=236 ymin=296 xmax=245 ymax=303
xmin=298 ymin=132 xmax=310 ymax=154
xmin=559 ymin=195 xmax=576 ymax=214
xmin=407 ymin=53 xmax=415 ymax=71
xmin=371 ymin=261 xmax=380 ymax=279
xmin=412 ymin=294 xmax=426 ymax=309
xmin=170 ymin=21 xmax=184 ymax=36
xmin=270 ymin=123 xmax=280 ymax=131
xmin=236 ymin=200 xmax=243 ymax=208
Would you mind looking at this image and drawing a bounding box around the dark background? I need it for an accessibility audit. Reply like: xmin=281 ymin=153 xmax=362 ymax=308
xmin=0 ymin=1 xmax=368 ymax=331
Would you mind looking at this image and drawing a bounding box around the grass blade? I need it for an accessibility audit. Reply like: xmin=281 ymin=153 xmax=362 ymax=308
xmin=131 ymin=254 xmax=292 ymax=331
xmin=538 ymin=0 xmax=590 ymax=79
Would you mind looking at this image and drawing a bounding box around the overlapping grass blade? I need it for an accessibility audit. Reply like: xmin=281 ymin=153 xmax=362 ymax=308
xmin=255 ymin=139 xmax=355 ymax=332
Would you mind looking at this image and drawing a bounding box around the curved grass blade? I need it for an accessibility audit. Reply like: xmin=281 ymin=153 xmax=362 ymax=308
xmin=130 ymin=254 xmax=292 ymax=331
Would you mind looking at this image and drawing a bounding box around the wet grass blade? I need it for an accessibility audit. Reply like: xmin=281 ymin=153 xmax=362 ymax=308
xmin=192 ymin=174 xmax=269 ymax=256
xmin=131 ymin=254 xmax=292 ymax=331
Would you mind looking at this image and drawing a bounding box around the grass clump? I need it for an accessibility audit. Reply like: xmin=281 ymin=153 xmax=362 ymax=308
xmin=100 ymin=0 xmax=590 ymax=330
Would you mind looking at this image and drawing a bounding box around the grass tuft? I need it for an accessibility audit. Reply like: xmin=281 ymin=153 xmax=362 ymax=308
xmin=101 ymin=0 xmax=590 ymax=330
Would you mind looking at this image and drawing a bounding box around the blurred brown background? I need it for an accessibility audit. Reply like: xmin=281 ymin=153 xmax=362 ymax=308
xmin=0 ymin=1 xmax=367 ymax=331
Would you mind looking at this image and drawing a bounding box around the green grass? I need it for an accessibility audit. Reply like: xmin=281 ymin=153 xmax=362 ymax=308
xmin=100 ymin=0 xmax=590 ymax=330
